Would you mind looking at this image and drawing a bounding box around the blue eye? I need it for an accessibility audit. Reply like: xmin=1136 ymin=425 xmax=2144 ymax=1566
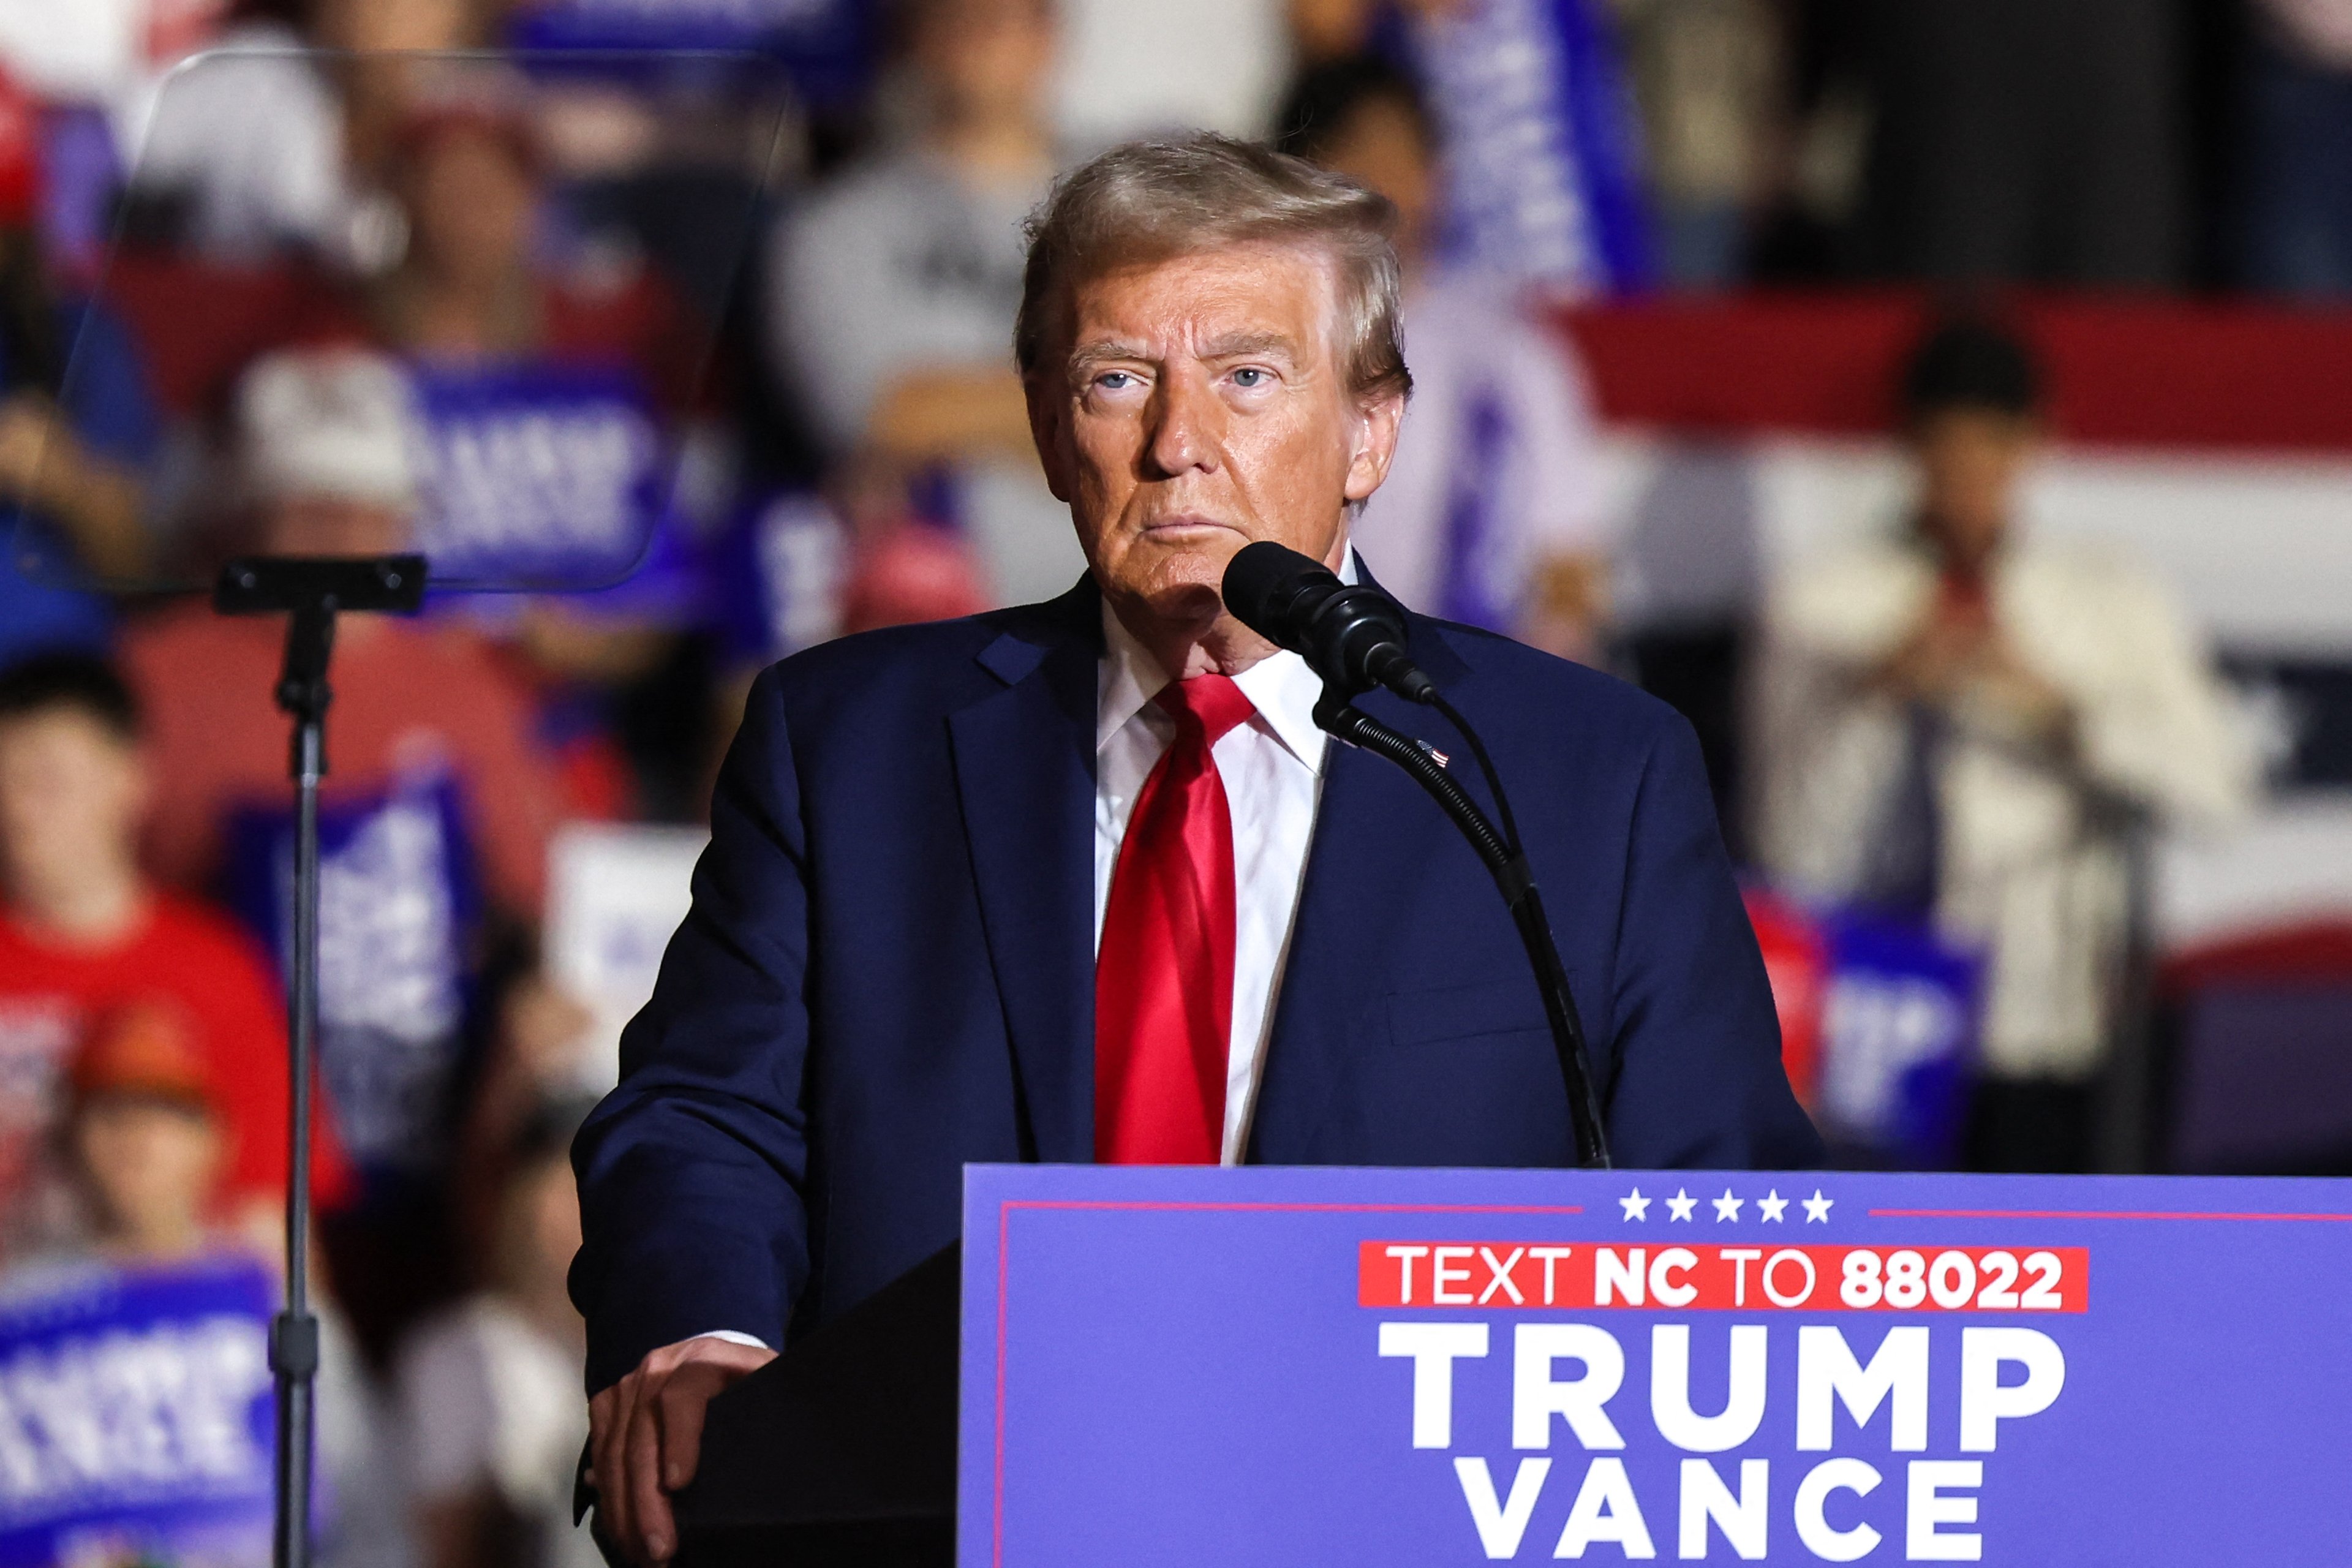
xmin=1232 ymin=368 xmax=1268 ymax=388
xmin=1096 ymin=372 xmax=1135 ymax=391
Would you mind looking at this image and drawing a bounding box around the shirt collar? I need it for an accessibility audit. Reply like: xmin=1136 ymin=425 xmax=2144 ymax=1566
xmin=1093 ymin=546 xmax=1359 ymax=773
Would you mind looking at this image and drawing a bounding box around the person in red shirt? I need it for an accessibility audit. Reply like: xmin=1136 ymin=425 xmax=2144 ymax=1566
xmin=0 ymin=652 xmax=352 ymax=1258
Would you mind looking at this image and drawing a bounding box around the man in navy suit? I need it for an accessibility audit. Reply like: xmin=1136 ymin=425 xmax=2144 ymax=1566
xmin=576 ymin=133 xmax=1818 ymax=1562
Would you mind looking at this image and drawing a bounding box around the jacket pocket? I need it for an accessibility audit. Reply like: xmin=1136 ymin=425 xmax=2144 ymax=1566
xmin=1384 ymin=978 xmax=1555 ymax=1049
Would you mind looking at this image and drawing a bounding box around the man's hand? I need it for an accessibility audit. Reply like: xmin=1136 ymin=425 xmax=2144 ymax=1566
xmin=588 ymin=1335 xmax=778 ymax=1564
xmin=1520 ymin=550 xmax=1610 ymax=664
xmin=866 ymin=365 xmax=1040 ymax=467
xmin=1874 ymin=611 xmax=2076 ymax=753
xmin=1875 ymin=612 xmax=1988 ymax=703
xmin=0 ymin=394 xmax=64 ymax=497
xmin=0 ymin=393 xmax=148 ymax=578
xmin=1967 ymin=632 xmax=2077 ymax=747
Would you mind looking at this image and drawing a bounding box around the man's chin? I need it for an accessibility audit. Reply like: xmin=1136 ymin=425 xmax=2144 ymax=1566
xmin=1142 ymin=575 xmax=1225 ymax=620
xmin=1101 ymin=560 xmax=1223 ymax=628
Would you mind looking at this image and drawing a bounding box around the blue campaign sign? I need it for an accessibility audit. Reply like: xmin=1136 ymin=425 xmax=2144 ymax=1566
xmin=1814 ymin=913 xmax=1983 ymax=1167
xmin=962 ymin=1164 xmax=2352 ymax=1565
xmin=224 ymin=766 xmax=484 ymax=1179
xmin=407 ymin=361 xmax=666 ymax=590
xmin=0 ymin=1257 xmax=276 ymax=1567
xmin=504 ymin=0 xmax=869 ymax=104
xmin=1410 ymin=0 xmax=1650 ymax=291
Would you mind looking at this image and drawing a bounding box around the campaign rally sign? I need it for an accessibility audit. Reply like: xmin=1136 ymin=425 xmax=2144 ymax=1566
xmin=545 ymin=820 xmax=708 ymax=1095
xmin=0 ymin=1257 xmax=276 ymax=1567
xmin=1811 ymin=916 xmax=1981 ymax=1167
xmin=1411 ymin=0 xmax=1649 ymax=292
xmin=224 ymin=767 xmax=484 ymax=1178
xmin=962 ymin=1164 xmax=2352 ymax=1564
xmin=505 ymin=0 xmax=868 ymax=102
xmin=1742 ymin=891 xmax=1984 ymax=1169
xmin=406 ymin=362 xmax=666 ymax=590
xmin=708 ymin=489 xmax=849 ymax=665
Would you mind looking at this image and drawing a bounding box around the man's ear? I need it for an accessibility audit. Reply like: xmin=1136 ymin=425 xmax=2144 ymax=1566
xmin=1023 ymin=372 xmax=1074 ymax=503
xmin=1341 ymin=387 xmax=1407 ymax=507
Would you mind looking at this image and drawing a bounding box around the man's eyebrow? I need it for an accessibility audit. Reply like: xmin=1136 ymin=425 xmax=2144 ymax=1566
xmin=1066 ymin=331 xmax=1302 ymax=375
xmin=1199 ymin=331 xmax=1298 ymax=361
xmin=1068 ymin=339 xmax=1152 ymax=372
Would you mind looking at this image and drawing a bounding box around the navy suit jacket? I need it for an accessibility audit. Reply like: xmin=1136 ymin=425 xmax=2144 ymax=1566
xmin=571 ymin=578 xmax=1820 ymax=1390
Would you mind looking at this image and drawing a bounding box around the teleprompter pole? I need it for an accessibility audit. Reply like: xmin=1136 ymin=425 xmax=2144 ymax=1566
xmin=213 ymin=557 xmax=427 ymax=1568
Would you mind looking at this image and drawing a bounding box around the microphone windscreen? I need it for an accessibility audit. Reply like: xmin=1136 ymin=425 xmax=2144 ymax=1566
xmin=1221 ymin=540 xmax=1328 ymax=638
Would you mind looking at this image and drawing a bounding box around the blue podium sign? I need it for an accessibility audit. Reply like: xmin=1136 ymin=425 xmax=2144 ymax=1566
xmin=960 ymin=1165 xmax=2352 ymax=1566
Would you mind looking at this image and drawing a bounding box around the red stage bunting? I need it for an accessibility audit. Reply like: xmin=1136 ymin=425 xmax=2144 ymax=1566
xmin=1552 ymin=291 xmax=2352 ymax=454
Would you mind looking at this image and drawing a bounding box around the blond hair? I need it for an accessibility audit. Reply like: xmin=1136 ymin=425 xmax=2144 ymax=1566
xmin=1014 ymin=132 xmax=1412 ymax=402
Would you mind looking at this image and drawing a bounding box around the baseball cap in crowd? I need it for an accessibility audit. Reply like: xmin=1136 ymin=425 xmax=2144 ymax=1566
xmin=237 ymin=346 xmax=426 ymax=513
xmin=68 ymin=998 xmax=221 ymax=1117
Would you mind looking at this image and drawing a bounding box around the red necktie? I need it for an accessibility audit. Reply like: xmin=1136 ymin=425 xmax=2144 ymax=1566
xmin=1095 ymin=673 xmax=1257 ymax=1164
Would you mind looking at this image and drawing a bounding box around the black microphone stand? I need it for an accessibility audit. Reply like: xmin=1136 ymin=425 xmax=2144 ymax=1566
xmin=1313 ymin=692 xmax=1613 ymax=1169
xmin=213 ymin=556 xmax=428 ymax=1568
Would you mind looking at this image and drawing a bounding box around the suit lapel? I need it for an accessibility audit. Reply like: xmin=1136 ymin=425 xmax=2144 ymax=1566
xmin=947 ymin=582 xmax=1101 ymax=1164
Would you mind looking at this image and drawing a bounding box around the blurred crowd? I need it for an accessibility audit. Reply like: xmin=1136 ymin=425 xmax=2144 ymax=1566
xmin=0 ymin=0 xmax=2329 ymax=1562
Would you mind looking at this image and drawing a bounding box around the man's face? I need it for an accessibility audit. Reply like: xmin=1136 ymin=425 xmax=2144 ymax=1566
xmin=913 ymin=0 xmax=1055 ymax=126
xmin=1913 ymin=407 xmax=2038 ymax=568
xmin=1313 ymin=98 xmax=1438 ymax=266
xmin=74 ymin=1096 xmax=221 ymax=1253
xmin=1029 ymin=243 xmax=1404 ymax=641
xmin=323 ymin=0 xmax=467 ymax=50
xmin=0 ymin=709 xmax=146 ymax=910
xmin=405 ymin=126 xmax=536 ymax=288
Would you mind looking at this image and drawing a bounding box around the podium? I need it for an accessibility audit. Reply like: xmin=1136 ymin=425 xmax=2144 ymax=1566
xmin=671 ymin=1164 xmax=2352 ymax=1565
xmin=669 ymin=1245 xmax=958 ymax=1566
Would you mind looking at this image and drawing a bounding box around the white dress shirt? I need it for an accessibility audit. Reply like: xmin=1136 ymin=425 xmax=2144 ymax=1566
xmin=1093 ymin=600 xmax=1332 ymax=1164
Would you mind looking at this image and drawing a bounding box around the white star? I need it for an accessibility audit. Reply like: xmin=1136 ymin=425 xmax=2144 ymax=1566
xmin=1802 ymin=1189 xmax=1834 ymax=1224
xmin=1665 ymin=1188 xmax=1697 ymax=1223
xmin=1756 ymin=1190 xmax=1789 ymax=1223
xmin=1712 ymin=1189 xmax=1743 ymax=1222
xmin=1619 ymin=1188 xmax=1651 ymax=1221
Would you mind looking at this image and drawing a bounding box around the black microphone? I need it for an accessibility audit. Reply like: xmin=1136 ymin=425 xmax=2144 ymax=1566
xmin=1221 ymin=541 xmax=1436 ymax=703
xmin=1223 ymin=540 xmax=1610 ymax=1165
